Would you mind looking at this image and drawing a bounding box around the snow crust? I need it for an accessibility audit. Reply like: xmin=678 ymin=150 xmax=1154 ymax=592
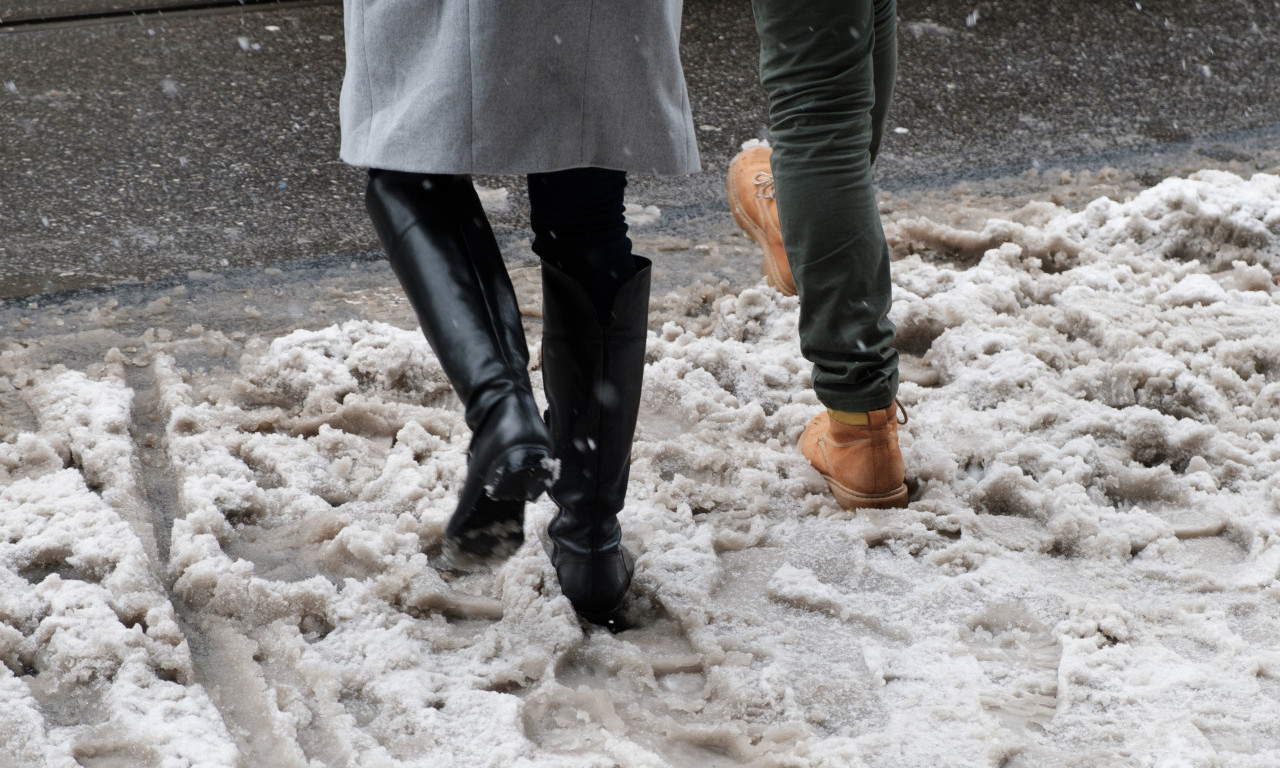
xmin=2 ymin=170 xmax=1279 ymax=766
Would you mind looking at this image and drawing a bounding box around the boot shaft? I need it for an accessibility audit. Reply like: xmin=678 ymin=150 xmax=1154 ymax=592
xmin=541 ymin=257 xmax=651 ymax=548
xmin=365 ymin=169 xmax=555 ymax=566
xmin=366 ymin=170 xmax=533 ymax=432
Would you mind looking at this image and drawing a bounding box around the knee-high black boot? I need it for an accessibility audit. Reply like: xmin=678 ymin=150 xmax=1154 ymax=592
xmin=541 ymin=256 xmax=651 ymax=631
xmin=365 ymin=170 xmax=553 ymax=567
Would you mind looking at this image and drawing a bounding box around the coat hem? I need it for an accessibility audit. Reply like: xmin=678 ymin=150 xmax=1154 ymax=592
xmin=339 ymin=148 xmax=701 ymax=177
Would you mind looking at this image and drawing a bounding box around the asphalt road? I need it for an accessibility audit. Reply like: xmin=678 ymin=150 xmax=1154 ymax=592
xmin=2 ymin=0 xmax=1280 ymax=299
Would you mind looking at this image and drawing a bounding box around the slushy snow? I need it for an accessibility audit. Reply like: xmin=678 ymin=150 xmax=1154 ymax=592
xmin=2 ymin=169 xmax=1279 ymax=767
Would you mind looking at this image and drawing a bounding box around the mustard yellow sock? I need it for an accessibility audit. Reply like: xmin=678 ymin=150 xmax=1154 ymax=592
xmin=828 ymin=408 xmax=870 ymax=427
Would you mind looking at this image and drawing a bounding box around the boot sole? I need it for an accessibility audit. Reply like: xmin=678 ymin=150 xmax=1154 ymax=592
xmin=726 ymin=155 xmax=797 ymax=297
xmin=822 ymin=476 xmax=909 ymax=511
xmin=442 ymin=501 xmax=525 ymax=570
xmin=443 ymin=444 xmax=554 ymax=570
xmin=579 ymin=605 xmax=629 ymax=634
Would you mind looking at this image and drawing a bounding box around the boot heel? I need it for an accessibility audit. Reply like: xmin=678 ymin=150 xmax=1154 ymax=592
xmin=484 ymin=444 xmax=556 ymax=501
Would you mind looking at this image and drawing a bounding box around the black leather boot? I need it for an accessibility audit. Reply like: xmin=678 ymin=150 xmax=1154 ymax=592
xmin=365 ymin=170 xmax=553 ymax=568
xmin=541 ymin=256 xmax=651 ymax=631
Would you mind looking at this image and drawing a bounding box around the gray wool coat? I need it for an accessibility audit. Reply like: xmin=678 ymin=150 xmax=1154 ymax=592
xmin=339 ymin=0 xmax=702 ymax=176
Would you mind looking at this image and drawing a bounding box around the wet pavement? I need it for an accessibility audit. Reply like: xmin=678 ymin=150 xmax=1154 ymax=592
xmin=2 ymin=0 xmax=1280 ymax=301
xmin=0 ymin=0 xmax=288 ymax=24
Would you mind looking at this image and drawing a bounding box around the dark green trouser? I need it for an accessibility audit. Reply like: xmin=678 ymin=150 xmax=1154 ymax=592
xmin=751 ymin=0 xmax=899 ymax=412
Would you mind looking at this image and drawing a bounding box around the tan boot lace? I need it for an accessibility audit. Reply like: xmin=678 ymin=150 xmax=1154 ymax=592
xmin=753 ymin=172 xmax=776 ymax=200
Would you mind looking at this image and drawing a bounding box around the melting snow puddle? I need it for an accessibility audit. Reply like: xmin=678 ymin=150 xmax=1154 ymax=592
xmin=2 ymin=169 xmax=1280 ymax=766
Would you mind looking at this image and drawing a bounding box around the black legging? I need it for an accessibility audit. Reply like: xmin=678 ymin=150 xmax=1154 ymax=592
xmin=368 ymin=166 xmax=635 ymax=321
xmin=528 ymin=168 xmax=637 ymax=320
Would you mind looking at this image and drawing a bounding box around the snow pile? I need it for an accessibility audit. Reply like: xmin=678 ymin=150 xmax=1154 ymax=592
xmin=890 ymin=170 xmax=1280 ymax=566
xmin=1 ymin=169 xmax=1279 ymax=766
xmin=0 ymin=366 xmax=235 ymax=768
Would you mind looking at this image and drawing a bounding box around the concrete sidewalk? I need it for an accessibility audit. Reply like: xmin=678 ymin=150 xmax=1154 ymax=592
xmin=2 ymin=0 xmax=1280 ymax=301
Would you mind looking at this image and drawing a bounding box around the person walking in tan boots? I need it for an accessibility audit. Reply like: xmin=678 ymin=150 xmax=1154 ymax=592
xmin=728 ymin=0 xmax=908 ymax=510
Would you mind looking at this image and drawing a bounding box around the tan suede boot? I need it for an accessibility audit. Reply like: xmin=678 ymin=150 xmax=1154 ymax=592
xmin=799 ymin=402 xmax=908 ymax=510
xmin=727 ymin=145 xmax=796 ymax=296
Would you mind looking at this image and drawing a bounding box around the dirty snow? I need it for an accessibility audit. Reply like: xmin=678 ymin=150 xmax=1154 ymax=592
xmin=2 ymin=169 xmax=1279 ymax=767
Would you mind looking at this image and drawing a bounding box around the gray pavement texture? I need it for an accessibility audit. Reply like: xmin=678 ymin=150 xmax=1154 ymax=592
xmin=2 ymin=0 xmax=258 ymax=24
xmin=2 ymin=0 xmax=1280 ymax=302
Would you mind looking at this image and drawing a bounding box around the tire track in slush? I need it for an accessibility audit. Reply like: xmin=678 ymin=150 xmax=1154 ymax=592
xmin=126 ymin=359 xmax=312 ymax=768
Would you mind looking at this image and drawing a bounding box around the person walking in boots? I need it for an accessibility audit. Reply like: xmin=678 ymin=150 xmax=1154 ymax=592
xmin=339 ymin=2 xmax=700 ymax=629
xmin=728 ymin=0 xmax=908 ymax=510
